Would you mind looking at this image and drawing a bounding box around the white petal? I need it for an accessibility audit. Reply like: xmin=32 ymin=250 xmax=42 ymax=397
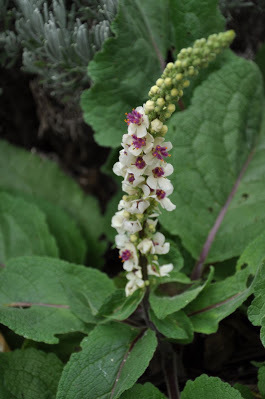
xmin=160 ymin=197 xmax=176 ymax=211
xmin=160 ymin=263 xmax=174 ymax=276
xmin=123 ymin=220 xmax=142 ymax=233
xmin=158 ymin=177 xmax=173 ymax=192
xmin=137 ymin=238 xmax=153 ymax=254
xmin=136 ymin=124 xmax=147 ymax=138
xmin=146 ymin=175 xmax=158 ymax=190
xmin=128 ymin=124 xmax=136 ymax=135
xmin=164 ymin=163 xmax=174 ymax=177
xmin=115 ymin=234 xmax=129 ymax=248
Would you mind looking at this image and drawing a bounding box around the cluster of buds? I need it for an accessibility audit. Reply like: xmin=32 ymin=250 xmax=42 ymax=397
xmin=145 ymin=30 xmax=235 ymax=122
xmin=111 ymin=31 xmax=235 ymax=296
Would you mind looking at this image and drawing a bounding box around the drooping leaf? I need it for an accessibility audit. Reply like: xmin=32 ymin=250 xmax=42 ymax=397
xmin=98 ymin=289 xmax=144 ymax=321
xmin=81 ymin=0 xmax=225 ymax=148
xmin=185 ymin=232 xmax=265 ymax=334
xmin=0 ymin=140 xmax=104 ymax=265
xmin=149 ymin=308 xmax=193 ymax=343
xmin=0 ymin=256 xmax=115 ymax=343
xmin=233 ymin=384 xmax=254 ymax=399
xmin=160 ymin=54 xmax=265 ymax=263
xmin=56 ymin=324 xmax=157 ymax=399
xmin=119 ymin=383 xmax=167 ymax=399
xmin=258 ymin=366 xmax=265 ymax=397
xmin=248 ymin=263 xmax=265 ymax=347
xmin=0 ymin=348 xmax=63 ymax=399
xmin=181 ymin=375 xmax=243 ymax=398
xmin=149 ymin=267 xmax=214 ymax=319
xmin=0 ymin=192 xmax=58 ymax=262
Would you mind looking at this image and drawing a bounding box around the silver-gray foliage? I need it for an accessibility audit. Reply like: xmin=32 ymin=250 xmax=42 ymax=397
xmin=0 ymin=0 xmax=118 ymax=99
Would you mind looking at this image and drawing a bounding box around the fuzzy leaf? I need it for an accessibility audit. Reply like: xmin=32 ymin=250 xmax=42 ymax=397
xmin=149 ymin=308 xmax=193 ymax=343
xmin=181 ymin=375 xmax=243 ymax=398
xmin=233 ymin=384 xmax=254 ymax=399
xmin=0 ymin=192 xmax=58 ymax=261
xmin=0 ymin=256 xmax=115 ymax=343
xmin=258 ymin=366 xmax=265 ymax=397
xmin=248 ymin=263 xmax=265 ymax=347
xmin=0 ymin=348 xmax=63 ymax=399
xmin=81 ymin=0 xmax=225 ymax=147
xmin=119 ymin=383 xmax=167 ymax=399
xmin=160 ymin=55 xmax=265 ymax=263
xmin=0 ymin=140 xmax=104 ymax=265
xmin=56 ymin=324 xmax=157 ymax=399
xmin=150 ymin=267 xmax=214 ymax=319
xmin=98 ymin=289 xmax=144 ymax=321
xmin=186 ymin=232 xmax=265 ymax=334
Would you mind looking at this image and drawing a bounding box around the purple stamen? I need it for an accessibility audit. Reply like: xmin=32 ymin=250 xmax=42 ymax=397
xmin=132 ymin=135 xmax=146 ymax=149
xmin=152 ymin=145 xmax=171 ymax=161
xmin=125 ymin=109 xmax=143 ymax=126
xmin=135 ymin=157 xmax=146 ymax=169
xmin=156 ymin=189 xmax=166 ymax=200
xmin=121 ymin=250 xmax=132 ymax=261
xmin=152 ymin=167 xmax=165 ymax=178
xmin=128 ymin=173 xmax=135 ymax=183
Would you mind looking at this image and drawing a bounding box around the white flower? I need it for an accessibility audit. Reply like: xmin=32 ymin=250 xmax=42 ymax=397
xmin=137 ymin=238 xmax=153 ymax=254
xmin=111 ymin=211 xmax=142 ymax=234
xmin=119 ymin=149 xmax=135 ymax=167
xmin=151 ymin=118 xmax=163 ymax=132
xmin=141 ymin=184 xmax=176 ymax=212
xmin=113 ymin=161 xmax=126 ymax=177
xmin=115 ymin=233 xmax=130 ymax=249
xmin=148 ymin=263 xmax=173 ymax=277
xmin=152 ymin=232 xmax=170 ymax=254
xmin=143 ymin=137 xmax=172 ymax=166
xmin=145 ymin=163 xmax=174 ymax=191
xmin=125 ymin=106 xmax=149 ymax=138
xmin=127 ymin=156 xmax=148 ymax=177
xmin=123 ymin=172 xmax=145 ymax=188
xmin=125 ymin=269 xmax=145 ymax=297
xmin=122 ymin=133 xmax=154 ymax=156
xmin=119 ymin=243 xmax=139 ymax=271
xmin=126 ymin=199 xmax=150 ymax=214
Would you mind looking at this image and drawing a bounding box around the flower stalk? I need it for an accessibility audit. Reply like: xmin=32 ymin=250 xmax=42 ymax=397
xmin=112 ymin=30 xmax=235 ymax=296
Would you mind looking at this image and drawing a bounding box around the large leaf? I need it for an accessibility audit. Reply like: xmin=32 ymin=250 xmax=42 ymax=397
xmin=149 ymin=267 xmax=214 ymax=319
xmin=160 ymin=54 xmax=265 ymax=263
xmin=0 ymin=140 xmax=104 ymax=265
xmin=119 ymin=383 xmax=167 ymax=399
xmin=248 ymin=263 xmax=265 ymax=347
xmin=0 ymin=348 xmax=63 ymax=399
xmin=185 ymin=233 xmax=265 ymax=334
xmin=0 ymin=256 xmax=115 ymax=343
xmin=56 ymin=324 xmax=157 ymax=399
xmin=81 ymin=0 xmax=225 ymax=148
xmin=181 ymin=375 xmax=243 ymax=399
xmin=0 ymin=191 xmax=58 ymax=261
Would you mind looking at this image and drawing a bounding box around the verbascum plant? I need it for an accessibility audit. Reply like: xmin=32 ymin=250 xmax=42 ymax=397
xmin=111 ymin=30 xmax=235 ymax=296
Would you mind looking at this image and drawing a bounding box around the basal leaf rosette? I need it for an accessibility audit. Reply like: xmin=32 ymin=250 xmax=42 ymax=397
xmin=111 ymin=31 xmax=235 ymax=296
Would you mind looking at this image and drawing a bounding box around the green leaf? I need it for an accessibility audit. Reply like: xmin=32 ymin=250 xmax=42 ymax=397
xmin=0 ymin=256 xmax=115 ymax=343
xmin=0 ymin=348 xmax=63 ymax=399
xmin=98 ymin=289 xmax=144 ymax=321
xmin=81 ymin=0 xmax=225 ymax=148
xmin=56 ymin=324 xmax=157 ymax=399
xmin=0 ymin=140 xmax=104 ymax=265
xmin=149 ymin=266 xmax=214 ymax=319
xmin=160 ymin=54 xmax=265 ymax=263
xmin=233 ymin=383 xmax=255 ymax=399
xmin=258 ymin=366 xmax=265 ymax=398
xmin=255 ymin=42 xmax=265 ymax=83
xmin=248 ymin=263 xmax=265 ymax=347
xmin=119 ymin=383 xmax=167 ymax=399
xmin=149 ymin=308 xmax=193 ymax=343
xmin=0 ymin=192 xmax=58 ymax=262
xmin=181 ymin=375 xmax=243 ymax=398
xmin=186 ymin=232 xmax=265 ymax=334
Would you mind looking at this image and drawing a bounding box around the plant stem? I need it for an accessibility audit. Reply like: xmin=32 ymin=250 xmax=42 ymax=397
xmin=160 ymin=341 xmax=181 ymax=399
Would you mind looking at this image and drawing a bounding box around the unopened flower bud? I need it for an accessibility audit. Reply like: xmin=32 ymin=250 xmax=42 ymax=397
xmin=167 ymin=104 xmax=176 ymax=113
xmin=153 ymin=255 xmax=158 ymax=261
xmin=151 ymin=118 xmax=163 ymax=132
xmin=156 ymin=98 xmax=165 ymax=107
xmin=156 ymin=78 xmax=164 ymax=87
xmin=123 ymin=211 xmax=130 ymax=218
xmin=145 ymin=100 xmax=155 ymax=112
xmin=130 ymin=234 xmax=138 ymax=243
xmin=183 ymin=80 xmax=190 ymax=88
xmin=122 ymin=195 xmax=128 ymax=201
xmin=166 ymin=62 xmax=174 ymax=69
xmin=164 ymin=78 xmax=172 ymax=87
xmin=161 ymin=125 xmax=168 ymax=135
xmin=175 ymin=60 xmax=182 ymax=68
xmin=171 ymin=88 xmax=178 ymax=97
xmin=176 ymin=73 xmax=183 ymax=81
xmin=136 ymin=213 xmax=144 ymax=221
xmin=148 ymin=224 xmax=156 ymax=233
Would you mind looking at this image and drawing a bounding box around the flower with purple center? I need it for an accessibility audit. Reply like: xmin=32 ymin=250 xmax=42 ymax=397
xmin=128 ymin=173 xmax=135 ymax=183
xmin=125 ymin=105 xmax=149 ymax=138
xmin=132 ymin=135 xmax=146 ymax=149
xmin=125 ymin=109 xmax=143 ymax=126
xmin=156 ymin=189 xmax=166 ymax=200
xmin=121 ymin=249 xmax=132 ymax=261
xmin=153 ymin=145 xmax=171 ymax=161
xmin=152 ymin=167 xmax=165 ymax=178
